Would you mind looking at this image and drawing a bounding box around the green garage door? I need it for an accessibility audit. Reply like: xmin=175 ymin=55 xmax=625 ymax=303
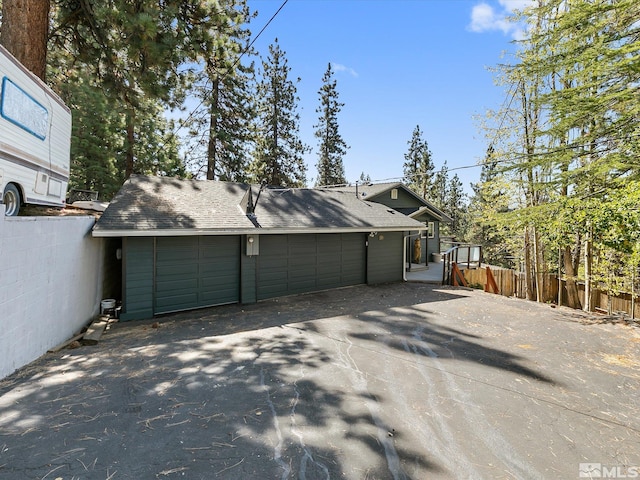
xmin=257 ymin=233 xmax=366 ymax=300
xmin=155 ymin=236 xmax=240 ymax=314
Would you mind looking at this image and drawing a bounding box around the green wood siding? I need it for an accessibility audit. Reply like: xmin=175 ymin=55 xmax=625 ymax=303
xmin=257 ymin=233 xmax=366 ymax=300
xmin=367 ymin=231 xmax=403 ymax=284
xmin=372 ymin=188 xmax=423 ymax=210
xmin=154 ymin=236 xmax=240 ymax=314
xmin=121 ymin=237 xmax=154 ymax=321
xmin=241 ymin=242 xmax=257 ymax=304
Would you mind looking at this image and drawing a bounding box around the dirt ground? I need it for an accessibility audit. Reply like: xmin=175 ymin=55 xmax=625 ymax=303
xmin=1 ymin=283 xmax=639 ymax=479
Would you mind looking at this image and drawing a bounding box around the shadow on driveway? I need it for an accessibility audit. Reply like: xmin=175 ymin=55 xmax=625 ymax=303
xmin=1 ymin=283 xmax=638 ymax=479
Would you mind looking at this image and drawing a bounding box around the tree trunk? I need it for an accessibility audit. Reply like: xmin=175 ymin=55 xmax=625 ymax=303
xmin=207 ymin=75 xmax=219 ymax=181
xmin=0 ymin=0 xmax=50 ymax=81
xmin=125 ymin=109 xmax=135 ymax=178
xmin=563 ymin=246 xmax=582 ymax=309
xmin=583 ymin=225 xmax=593 ymax=312
xmin=533 ymin=226 xmax=546 ymax=302
xmin=524 ymin=227 xmax=536 ymax=301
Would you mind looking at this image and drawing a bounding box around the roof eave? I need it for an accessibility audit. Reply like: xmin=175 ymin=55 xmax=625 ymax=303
xmin=409 ymin=206 xmax=453 ymax=223
xmin=92 ymin=225 xmax=427 ymax=238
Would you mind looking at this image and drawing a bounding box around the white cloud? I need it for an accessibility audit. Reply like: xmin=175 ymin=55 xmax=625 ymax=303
xmin=468 ymin=0 xmax=534 ymax=38
xmin=499 ymin=0 xmax=533 ymax=12
xmin=331 ymin=63 xmax=358 ymax=78
xmin=469 ymin=3 xmax=509 ymax=34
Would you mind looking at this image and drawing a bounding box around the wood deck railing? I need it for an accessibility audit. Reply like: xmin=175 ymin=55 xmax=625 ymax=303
xmin=441 ymin=243 xmax=483 ymax=285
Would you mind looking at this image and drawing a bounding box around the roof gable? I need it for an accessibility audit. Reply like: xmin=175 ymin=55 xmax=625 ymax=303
xmin=319 ymin=182 xmax=452 ymax=222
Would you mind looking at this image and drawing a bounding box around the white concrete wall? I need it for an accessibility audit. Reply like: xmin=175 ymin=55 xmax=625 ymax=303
xmin=0 ymin=205 xmax=104 ymax=379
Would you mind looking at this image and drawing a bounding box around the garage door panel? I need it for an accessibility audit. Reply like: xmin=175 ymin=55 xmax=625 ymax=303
xmin=156 ymin=263 xmax=199 ymax=276
xmin=201 ymin=274 xmax=238 ymax=289
xmin=156 ymin=277 xmax=198 ymax=293
xmin=155 ymin=236 xmax=240 ymax=314
xmin=200 ymin=259 xmax=237 ymax=275
xmin=258 ymin=233 xmax=366 ymax=300
xmin=155 ymin=292 xmax=198 ymax=311
xmin=157 ymin=239 xmax=198 ymax=256
xmin=200 ymin=288 xmax=237 ymax=305
xmin=318 ymin=275 xmax=341 ymax=289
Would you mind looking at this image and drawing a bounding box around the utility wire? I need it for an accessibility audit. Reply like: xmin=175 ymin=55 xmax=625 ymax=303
xmin=238 ymin=0 xmax=289 ymax=69
xmin=175 ymin=0 xmax=289 ymax=135
xmin=370 ymin=130 xmax=640 ymax=186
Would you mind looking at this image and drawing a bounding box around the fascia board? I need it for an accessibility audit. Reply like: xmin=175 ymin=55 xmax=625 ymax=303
xmin=92 ymin=225 xmax=427 ymax=238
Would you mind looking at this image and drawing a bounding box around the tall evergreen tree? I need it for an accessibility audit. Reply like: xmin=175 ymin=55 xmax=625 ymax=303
xmin=402 ymin=125 xmax=434 ymax=199
xmin=50 ymin=56 xmax=186 ymax=200
xmin=358 ymin=172 xmax=371 ymax=184
xmin=468 ymin=146 xmax=512 ymax=266
xmin=52 ymin=0 xmax=233 ymax=178
xmin=251 ymin=39 xmax=308 ymax=187
xmin=53 ymin=66 xmax=126 ymax=199
xmin=446 ymin=173 xmax=468 ymax=240
xmin=314 ymin=63 xmax=348 ymax=186
xmin=431 ymin=161 xmax=449 ymax=211
xmin=184 ymin=0 xmax=256 ymax=182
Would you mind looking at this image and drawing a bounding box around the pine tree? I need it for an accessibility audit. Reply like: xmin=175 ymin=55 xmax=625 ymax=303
xmin=446 ymin=173 xmax=468 ymax=240
xmin=314 ymin=63 xmax=348 ymax=186
xmin=52 ymin=0 xmax=234 ymax=178
xmin=184 ymin=0 xmax=256 ymax=182
xmin=52 ymin=66 xmax=126 ymax=200
xmin=402 ymin=125 xmax=434 ymax=199
xmin=51 ymin=56 xmax=185 ymax=200
xmin=431 ymin=162 xmax=449 ymax=211
xmin=358 ymin=172 xmax=371 ymax=184
xmin=251 ymin=39 xmax=308 ymax=187
xmin=468 ymin=146 xmax=512 ymax=267
xmin=47 ymin=0 xmax=249 ymax=195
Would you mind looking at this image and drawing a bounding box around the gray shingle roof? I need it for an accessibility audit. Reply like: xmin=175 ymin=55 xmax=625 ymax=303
xmin=320 ymin=182 xmax=453 ymax=222
xmin=326 ymin=182 xmax=403 ymax=199
xmin=93 ymin=175 xmax=427 ymax=236
xmin=253 ymin=187 xmax=422 ymax=229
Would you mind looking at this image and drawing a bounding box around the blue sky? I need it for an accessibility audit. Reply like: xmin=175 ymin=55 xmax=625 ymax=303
xmin=245 ymin=0 xmax=529 ymax=194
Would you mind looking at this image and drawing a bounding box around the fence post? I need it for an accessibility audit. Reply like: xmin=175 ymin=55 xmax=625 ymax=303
xmin=452 ymin=263 xmax=468 ymax=287
xmin=485 ymin=266 xmax=499 ymax=294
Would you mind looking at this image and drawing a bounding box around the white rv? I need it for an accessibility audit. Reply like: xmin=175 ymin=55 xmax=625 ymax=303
xmin=0 ymin=45 xmax=71 ymax=216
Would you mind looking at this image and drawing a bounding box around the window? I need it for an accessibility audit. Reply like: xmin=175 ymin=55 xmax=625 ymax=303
xmin=428 ymin=221 xmax=435 ymax=238
xmin=390 ymin=188 xmax=398 ymax=200
xmin=1 ymin=77 xmax=49 ymax=140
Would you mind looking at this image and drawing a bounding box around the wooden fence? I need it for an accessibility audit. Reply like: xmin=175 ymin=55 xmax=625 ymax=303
xmin=461 ymin=265 xmax=639 ymax=318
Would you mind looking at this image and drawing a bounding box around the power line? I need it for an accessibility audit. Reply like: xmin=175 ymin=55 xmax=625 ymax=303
xmin=174 ymin=0 xmax=289 ymax=135
xmin=367 ymin=131 xmax=640 ymax=186
xmin=239 ymin=0 xmax=289 ymax=68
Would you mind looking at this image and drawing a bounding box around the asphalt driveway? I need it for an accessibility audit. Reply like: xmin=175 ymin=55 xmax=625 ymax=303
xmin=1 ymin=283 xmax=639 ymax=479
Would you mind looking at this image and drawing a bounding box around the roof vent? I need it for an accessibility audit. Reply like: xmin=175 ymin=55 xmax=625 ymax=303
xmin=391 ymin=188 xmax=398 ymax=200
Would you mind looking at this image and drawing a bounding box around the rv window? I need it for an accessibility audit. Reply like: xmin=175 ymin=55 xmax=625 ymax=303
xmin=1 ymin=77 xmax=49 ymax=140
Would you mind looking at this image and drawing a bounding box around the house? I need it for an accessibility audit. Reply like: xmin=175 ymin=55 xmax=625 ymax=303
xmin=322 ymin=182 xmax=452 ymax=265
xmin=92 ymin=175 xmax=429 ymax=320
